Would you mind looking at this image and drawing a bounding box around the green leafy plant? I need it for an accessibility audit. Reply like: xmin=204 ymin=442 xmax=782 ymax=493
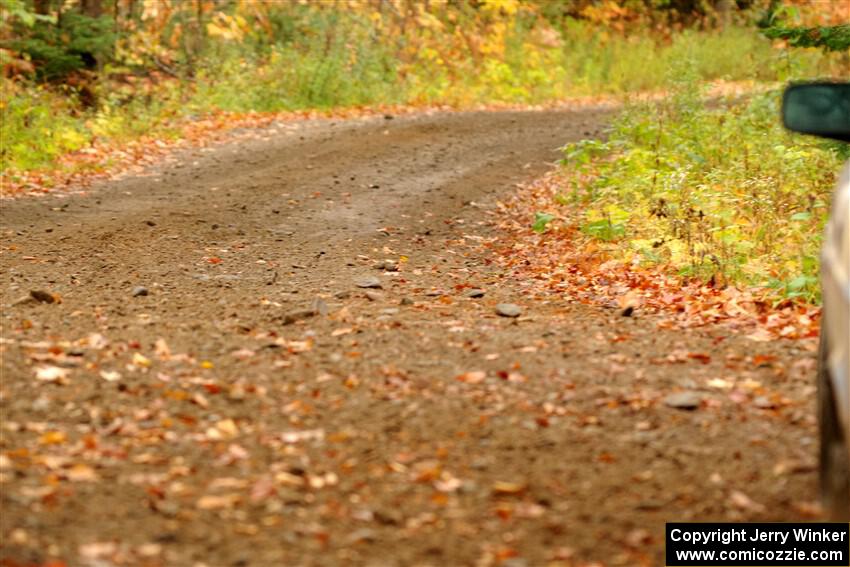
xmin=581 ymin=218 xmax=626 ymax=241
xmin=532 ymin=212 xmax=556 ymax=233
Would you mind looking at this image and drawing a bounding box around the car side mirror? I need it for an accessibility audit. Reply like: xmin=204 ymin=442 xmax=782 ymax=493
xmin=782 ymin=82 xmax=850 ymax=143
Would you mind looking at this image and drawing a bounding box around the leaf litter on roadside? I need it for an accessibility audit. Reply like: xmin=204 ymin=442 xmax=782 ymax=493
xmin=487 ymin=170 xmax=821 ymax=342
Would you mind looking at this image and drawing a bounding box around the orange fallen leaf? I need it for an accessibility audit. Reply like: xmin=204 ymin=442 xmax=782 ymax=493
xmin=752 ymin=354 xmax=777 ymax=367
xmin=456 ymin=370 xmax=486 ymax=384
xmin=39 ymin=431 xmax=67 ymax=445
xmin=687 ymin=352 xmax=711 ymax=364
xmin=66 ymin=464 xmax=99 ymax=482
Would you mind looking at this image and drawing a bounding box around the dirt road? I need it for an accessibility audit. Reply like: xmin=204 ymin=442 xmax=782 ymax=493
xmin=0 ymin=109 xmax=821 ymax=567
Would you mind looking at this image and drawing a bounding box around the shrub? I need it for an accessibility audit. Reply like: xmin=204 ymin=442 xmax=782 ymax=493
xmin=7 ymin=12 xmax=115 ymax=81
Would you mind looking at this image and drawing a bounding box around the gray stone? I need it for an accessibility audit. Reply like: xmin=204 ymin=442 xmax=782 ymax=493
xmin=355 ymin=276 xmax=382 ymax=289
xmin=132 ymin=286 xmax=149 ymax=297
xmin=495 ymin=303 xmax=522 ymax=318
xmin=373 ymin=259 xmax=398 ymax=272
xmin=663 ymin=392 xmax=701 ymax=410
xmin=282 ymin=309 xmax=316 ymax=325
xmin=311 ymin=297 xmax=328 ymax=316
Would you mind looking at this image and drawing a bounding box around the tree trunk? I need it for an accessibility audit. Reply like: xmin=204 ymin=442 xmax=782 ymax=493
xmin=33 ymin=0 xmax=50 ymax=15
xmin=80 ymin=0 xmax=103 ymax=18
xmin=714 ymin=0 xmax=733 ymax=28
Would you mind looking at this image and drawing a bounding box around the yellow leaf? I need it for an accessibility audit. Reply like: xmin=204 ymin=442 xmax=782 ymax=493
xmin=132 ymin=352 xmax=152 ymax=368
xmin=39 ymin=431 xmax=67 ymax=445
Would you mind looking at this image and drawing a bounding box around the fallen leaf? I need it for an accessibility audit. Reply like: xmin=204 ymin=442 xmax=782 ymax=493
xmin=79 ymin=542 xmax=117 ymax=560
xmin=231 ymin=348 xmax=255 ymax=360
xmin=66 ymin=464 xmax=99 ymax=482
xmin=34 ymin=366 xmax=69 ymax=383
xmin=100 ymin=370 xmax=122 ymax=382
xmin=687 ymin=352 xmax=711 ymax=364
xmin=281 ymin=429 xmax=324 ymax=444
xmin=39 ymin=431 xmax=67 ymax=445
xmin=706 ymin=378 xmax=733 ymax=389
xmin=154 ymin=338 xmax=171 ymax=358
xmin=746 ymin=328 xmax=774 ymax=342
xmin=728 ymin=490 xmax=765 ymax=513
xmin=206 ymin=419 xmax=239 ymax=440
xmin=456 ymin=370 xmax=486 ymax=384
xmin=752 ymin=354 xmax=776 ymax=367
xmin=196 ymin=493 xmax=239 ymax=510
xmin=132 ymin=352 xmax=152 ymax=368
xmin=492 ymin=481 xmax=527 ymax=495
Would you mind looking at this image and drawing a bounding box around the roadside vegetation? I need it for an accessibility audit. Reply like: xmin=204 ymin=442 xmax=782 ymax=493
xmin=551 ymin=77 xmax=846 ymax=304
xmin=533 ymin=3 xmax=849 ymax=305
xmin=0 ymin=0 xmax=840 ymax=174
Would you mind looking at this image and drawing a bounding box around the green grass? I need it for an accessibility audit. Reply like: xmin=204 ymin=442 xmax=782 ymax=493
xmin=554 ymin=24 xmax=775 ymax=95
xmin=1 ymin=84 xmax=88 ymax=171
